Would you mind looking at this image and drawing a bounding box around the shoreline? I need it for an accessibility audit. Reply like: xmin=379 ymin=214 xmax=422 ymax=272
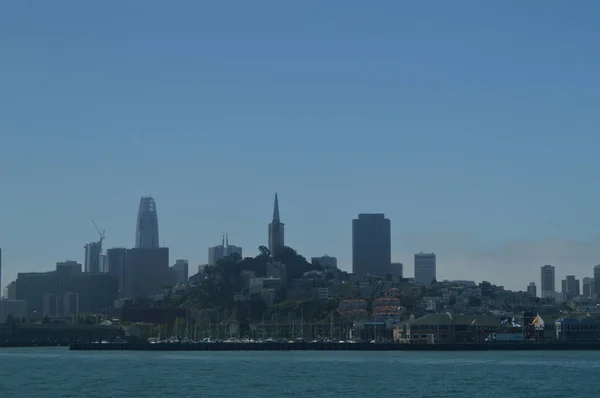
xmin=67 ymin=342 xmax=600 ymax=351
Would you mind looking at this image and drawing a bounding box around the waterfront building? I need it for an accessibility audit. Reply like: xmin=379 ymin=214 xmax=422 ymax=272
xmin=268 ymin=193 xmax=285 ymax=254
xmin=16 ymin=265 xmax=117 ymax=320
xmin=352 ymin=213 xmax=391 ymax=277
xmin=414 ymin=253 xmax=436 ymax=286
xmin=0 ymin=300 xmax=27 ymax=321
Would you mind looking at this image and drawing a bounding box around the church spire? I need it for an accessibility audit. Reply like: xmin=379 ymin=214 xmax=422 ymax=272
xmin=272 ymin=193 xmax=280 ymax=222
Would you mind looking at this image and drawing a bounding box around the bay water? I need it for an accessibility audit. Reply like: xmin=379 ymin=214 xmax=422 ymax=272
xmin=1 ymin=348 xmax=598 ymax=397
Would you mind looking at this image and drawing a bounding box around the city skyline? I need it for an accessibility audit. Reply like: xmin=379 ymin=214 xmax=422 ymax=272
xmin=3 ymin=192 xmax=600 ymax=293
xmin=2 ymin=2 xmax=600 ymax=291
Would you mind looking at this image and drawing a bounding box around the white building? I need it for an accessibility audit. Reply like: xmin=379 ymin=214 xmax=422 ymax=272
xmin=3 ymin=281 xmax=16 ymax=300
xmin=311 ymin=255 xmax=338 ymax=268
xmin=414 ymin=253 xmax=436 ymax=286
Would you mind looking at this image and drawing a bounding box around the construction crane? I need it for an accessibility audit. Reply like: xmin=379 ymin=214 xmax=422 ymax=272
xmin=91 ymin=219 xmax=106 ymax=245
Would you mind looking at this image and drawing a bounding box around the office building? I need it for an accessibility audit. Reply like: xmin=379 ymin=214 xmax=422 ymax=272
xmin=391 ymin=262 xmax=403 ymax=278
xmin=0 ymin=248 xmax=2 ymax=299
xmin=107 ymin=248 xmax=128 ymax=298
xmin=16 ymin=264 xmax=117 ymax=320
xmin=594 ymin=265 xmax=600 ymax=297
xmin=101 ymin=254 xmax=108 ymax=273
xmin=541 ymin=265 xmax=555 ymax=298
xmin=123 ymin=247 xmax=169 ymax=298
xmin=136 ymin=196 xmax=159 ymax=249
xmin=268 ymin=194 xmax=285 ymax=254
xmin=583 ymin=277 xmax=593 ymax=297
xmin=311 ymin=255 xmax=338 ymax=268
xmin=352 ymin=213 xmax=391 ymax=277
xmin=84 ymin=241 xmax=102 ymax=273
xmin=171 ymin=259 xmax=189 ymax=284
xmin=562 ymin=275 xmax=580 ymax=300
xmin=527 ymin=282 xmax=537 ymax=297
xmin=62 ymin=292 xmax=80 ymax=316
xmin=414 ymin=253 xmax=436 ymax=286
xmin=208 ymin=235 xmax=243 ymax=266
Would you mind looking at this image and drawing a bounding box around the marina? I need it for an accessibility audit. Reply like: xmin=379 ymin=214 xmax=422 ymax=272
xmin=69 ymin=341 xmax=600 ymax=351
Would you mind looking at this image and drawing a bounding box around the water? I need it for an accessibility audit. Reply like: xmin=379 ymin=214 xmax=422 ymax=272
xmin=1 ymin=348 xmax=599 ymax=397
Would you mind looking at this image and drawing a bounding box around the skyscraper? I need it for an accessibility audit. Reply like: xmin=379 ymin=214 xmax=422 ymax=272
xmin=414 ymin=253 xmax=436 ymax=286
xmin=583 ymin=277 xmax=593 ymax=297
xmin=594 ymin=265 xmax=600 ymax=297
xmin=561 ymin=275 xmax=580 ymax=300
xmin=208 ymin=234 xmax=243 ymax=265
xmin=540 ymin=265 xmax=555 ymax=298
xmin=135 ymin=196 xmax=159 ymax=249
xmin=268 ymin=194 xmax=285 ymax=254
xmin=84 ymin=241 xmax=102 ymax=273
xmin=352 ymin=213 xmax=391 ymax=277
xmin=0 ymin=248 xmax=2 ymax=299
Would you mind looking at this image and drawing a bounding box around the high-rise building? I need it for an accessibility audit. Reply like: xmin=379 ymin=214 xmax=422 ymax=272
xmin=123 ymin=247 xmax=169 ymax=298
xmin=135 ymin=196 xmax=159 ymax=249
xmin=391 ymin=262 xmax=404 ymax=278
xmin=268 ymin=194 xmax=285 ymax=254
xmin=562 ymin=275 xmax=580 ymax=300
xmin=541 ymin=265 xmax=555 ymax=298
xmin=0 ymin=248 xmax=3 ymax=299
xmin=311 ymin=255 xmax=338 ymax=268
xmin=42 ymin=293 xmax=59 ymax=318
xmin=583 ymin=277 xmax=593 ymax=297
xmin=594 ymin=265 xmax=600 ymax=297
xmin=414 ymin=253 xmax=436 ymax=286
xmin=100 ymin=254 xmax=108 ymax=273
xmin=208 ymin=235 xmax=243 ymax=266
xmin=62 ymin=292 xmax=80 ymax=316
xmin=107 ymin=248 xmax=128 ymax=298
xmin=527 ymin=282 xmax=537 ymax=297
xmin=171 ymin=259 xmax=189 ymax=284
xmin=84 ymin=241 xmax=102 ymax=273
xmin=352 ymin=213 xmax=391 ymax=277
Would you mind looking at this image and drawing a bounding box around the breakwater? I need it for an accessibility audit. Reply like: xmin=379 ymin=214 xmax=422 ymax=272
xmin=69 ymin=341 xmax=600 ymax=351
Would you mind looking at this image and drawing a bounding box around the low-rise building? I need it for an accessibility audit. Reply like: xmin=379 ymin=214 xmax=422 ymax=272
xmin=394 ymin=313 xmax=503 ymax=344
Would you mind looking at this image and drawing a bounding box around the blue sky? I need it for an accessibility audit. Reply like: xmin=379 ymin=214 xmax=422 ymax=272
xmin=1 ymin=1 xmax=600 ymax=291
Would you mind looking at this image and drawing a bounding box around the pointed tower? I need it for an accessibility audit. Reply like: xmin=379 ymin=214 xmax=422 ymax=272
xmin=136 ymin=196 xmax=159 ymax=249
xmin=268 ymin=193 xmax=285 ymax=254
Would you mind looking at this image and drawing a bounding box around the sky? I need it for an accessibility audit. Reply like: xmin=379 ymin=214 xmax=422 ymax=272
xmin=1 ymin=1 xmax=600 ymax=291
